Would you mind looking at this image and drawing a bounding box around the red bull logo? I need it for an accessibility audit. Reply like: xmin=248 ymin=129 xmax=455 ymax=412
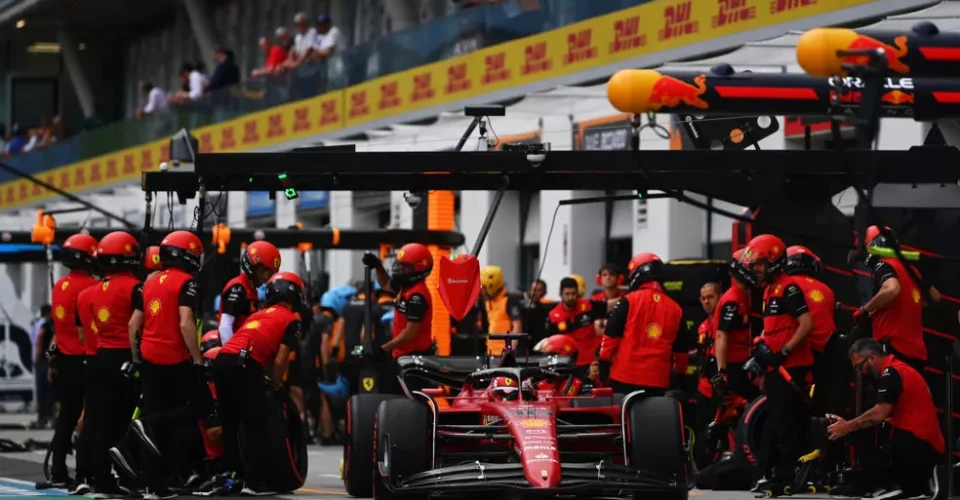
xmin=648 ymin=74 xmax=709 ymax=110
xmin=845 ymin=35 xmax=910 ymax=74
xmin=881 ymin=90 xmax=914 ymax=105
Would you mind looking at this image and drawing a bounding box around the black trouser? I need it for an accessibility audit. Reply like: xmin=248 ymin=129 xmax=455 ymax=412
xmin=759 ymin=366 xmax=811 ymax=480
xmin=212 ymin=353 xmax=267 ymax=483
xmin=50 ymin=354 xmax=87 ymax=480
xmin=139 ymin=360 xmax=200 ymax=489
xmin=34 ymin=357 xmax=54 ymax=425
xmin=75 ymin=361 xmax=97 ymax=483
xmin=726 ymin=362 xmax=759 ymax=401
xmin=608 ymin=379 xmax=667 ymax=398
xmin=849 ymin=426 xmax=941 ymax=496
xmin=88 ymin=349 xmax=139 ymax=488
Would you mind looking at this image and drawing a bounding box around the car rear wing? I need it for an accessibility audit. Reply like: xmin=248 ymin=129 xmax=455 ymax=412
xmin=396 ymin=354 xmax=577 ymax=388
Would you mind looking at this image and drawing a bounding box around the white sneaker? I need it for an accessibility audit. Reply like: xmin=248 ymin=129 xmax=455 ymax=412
xmin=68 ymin=482 xmax=91 ymax=495
xmin=872 ymin=489 xmax=904 ymax=500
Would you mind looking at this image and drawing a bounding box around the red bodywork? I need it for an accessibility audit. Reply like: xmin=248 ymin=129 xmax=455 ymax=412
xmin=421 ymin=382 xmax=623 ymax=488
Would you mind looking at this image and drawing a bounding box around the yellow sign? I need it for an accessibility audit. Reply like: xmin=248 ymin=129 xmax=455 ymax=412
xmin=362 ymin=377 xmax=375 ymax=391
xmin=516 ymin=419 xmax=549 ymax=428
xmin=0 ymin=0 xmax=876 ymax=208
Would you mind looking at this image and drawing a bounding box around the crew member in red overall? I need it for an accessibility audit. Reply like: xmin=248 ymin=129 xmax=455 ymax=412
xmin=695 ymin=282 xmax=721 ymax=400
xmin=785 ymin=246 xmax=836 ymax=360
xmin=215 ymin=271 xmax=304 ymax=497
xmin=742 ymin=234 xmax=814 ymax=490
xmin=129 ymin=230 xmax=205 ymax=499
xmin=827 ymin=338 xmax=945 ymax=499
xmin=217 ymin=241 xmax=281 ymax=344
xmin=590 ymin=263 xmax=624 ymax=309
xmin=76 ymin=231 xmax=143 ymax=496
xmin=48 ymin=233 xmax=100 ymax=488
xmin=546 ymin=277 xmax=599 ymax=382
xmin=712 ymin=250 xmax=757 ymax=401
xmin=855 ymin=226 xmax=928 ymax=374
xmin=363 ymin=243 xmax=435 ymax=394
xmin=533 ymin=334 xmax=586 ymax=395
xmin=598 ymin=252 xmax=690 ymax=397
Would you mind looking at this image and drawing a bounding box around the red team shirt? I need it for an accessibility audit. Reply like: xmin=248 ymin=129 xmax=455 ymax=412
xmin=51 ymin=272 xmax=99 ymax=356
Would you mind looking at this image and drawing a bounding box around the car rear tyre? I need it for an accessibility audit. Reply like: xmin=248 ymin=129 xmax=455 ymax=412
xmin=373 ymin=399 xmax=431 ymax=500
xmin=627 ymin=396 xmax=690 ymax=500
xmin=344 ymin=394 xmax=401 ymax=497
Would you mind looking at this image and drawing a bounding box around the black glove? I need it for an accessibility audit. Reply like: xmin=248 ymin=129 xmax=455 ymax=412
xmin=576 ymin=314 xmax=593 ymax=329
xmin=710 ymin=370 xmax=729 ymax=398
xmin=761 ymin=350 xmax=786 ymax=369
xmin=362 ymin=253 xmax=382 ymax=269
xmin=120 ymin=360 xmax=141 ymax=380
xmin=598 ymin=360 xmax=611 ymax=384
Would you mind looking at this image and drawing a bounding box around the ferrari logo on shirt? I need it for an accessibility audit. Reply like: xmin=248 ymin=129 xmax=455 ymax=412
xmin=362 ymin=377 xmax=375 ymax=391
xmin=805 ymin=278 xmax=814 ymax=283
xmin=54 ymin=305 xmax=65 ymax=319
xmin=580 ymin=303 xmax=587 ymax=312
xmin=646 ymin=323 xmax=662 ymax=339
xmin=97 ymin=307 xmax=110 ymax=323
xmin=61 ymin=281 xmax=69 ymax=291
xmin=912 ymin=288 xmax=921 ymax=304
xmin=245 ymin=320 xmax=261 ymax=330
xmin=809 ymin=290 xmax=825 ymax=303
xmin=102 ymin=282 xmax=110 ymax=291
xmin=147 ymin=298 xmax=162 ymax=315
xmin=89 ymin=322 xmax=99 ymax=334
xmin=653 ymin=294 xmax=661 ymax=303
xmin=159 ymin=275 xmax=168 ymax=285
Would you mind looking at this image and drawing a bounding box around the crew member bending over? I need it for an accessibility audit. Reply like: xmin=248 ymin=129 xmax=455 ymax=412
xmin=362 ymin=244 xmax=435 ymax=394
xmin=214 ymin=271 xmax=304 ymax=497
xmin=218 ymin=241 xmax=281 ymax=344
xmin=827 ymin=338 xmax=944 ymax=500
xmin=598 ymin=252 xmax=690 ymax=397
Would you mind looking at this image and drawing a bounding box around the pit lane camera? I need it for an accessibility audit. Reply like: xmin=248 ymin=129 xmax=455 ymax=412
xmin=502 ymin=142 xmax=551 ymax=167
xmin=403 ymin=191 xmax=426 ymax=210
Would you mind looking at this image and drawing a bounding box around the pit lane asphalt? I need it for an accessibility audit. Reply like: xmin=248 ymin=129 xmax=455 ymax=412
xmin=0 ymin=415 xmax=815 ymax=500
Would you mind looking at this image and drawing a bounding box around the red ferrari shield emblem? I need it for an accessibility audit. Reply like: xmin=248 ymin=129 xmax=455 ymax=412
xmin=438 ymin=254 xmax=481 ymax=321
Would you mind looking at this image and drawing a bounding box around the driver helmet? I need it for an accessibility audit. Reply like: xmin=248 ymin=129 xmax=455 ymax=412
xmin=489 ymin=376 xmax=520 ymax=401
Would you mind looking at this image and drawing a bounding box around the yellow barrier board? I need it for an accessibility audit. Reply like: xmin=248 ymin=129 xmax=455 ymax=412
xmin=0 ymin=0 xmax=875 ymax=209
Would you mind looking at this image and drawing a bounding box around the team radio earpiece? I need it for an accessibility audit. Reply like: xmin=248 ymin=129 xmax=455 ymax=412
xmin=595 ymin=266 xmax=625 ymax=287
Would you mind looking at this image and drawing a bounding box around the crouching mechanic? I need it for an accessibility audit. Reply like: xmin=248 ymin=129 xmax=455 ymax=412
xmin=827 ymin=338 xmax=945 ymax=500
xmin=598 ymin=253 xmax=691 ymax=397
xmin=212 ymin=271 xmax=305 ymax=496
xmin=362 ymin=244 xmax=435 ymax=395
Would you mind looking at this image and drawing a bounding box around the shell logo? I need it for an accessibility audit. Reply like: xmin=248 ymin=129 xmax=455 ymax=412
xmin=646 ymin=322 xmax=662 ymax=339
xmin=653 ymin=293 xmax=661 ymax=303
xmin=562 ymin=344 xmax=572 ymax=353
xmin=397 ymin=250 xmax=405 ymax=260
xmin=245 ymin=320 xmax=261 ymax=330
xmin=809 ymin=290 xmax=825 ymax=303
xmin=912 ymin=288 xmax=921 ymax=304
xmin=54 ymin=305 xmax=65 ymax=319
xmin=189 ymin=242 xmax=197 ymax=250
xmin=102 ymin=282 xmax=110 ymax=291
xmin=772 ymin=246 xmax=780 ymax=254
xmin=97 ymin=307 xmax=110 ymax=323
xmin=61 ymin=281 xmax=70 ymax=291
xmin=148 ymin=298 xmax=162 ymax=315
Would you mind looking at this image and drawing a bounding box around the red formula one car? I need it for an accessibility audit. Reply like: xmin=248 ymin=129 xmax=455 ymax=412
xmin=343 ymin=348 xmax=693 ymax=499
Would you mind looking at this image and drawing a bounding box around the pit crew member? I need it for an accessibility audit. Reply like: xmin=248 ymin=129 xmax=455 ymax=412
xmin=129 ymin=230 xmax=206 ymax=499
xmin=76 ymin=231 xmax=143 ymax=497
xmin=48 ymin=233 xmax=100 ymax=488
xmin=362 ymin=244 xmax=435 ymax=394
xmin=480 ymin=265 xmax=523 ymax=355
xmin=598 ymin=252 xmax=691 ymax=397
xmin=742 ymin=234 xmax=814 ymax=490
xmin=712 ymin=250 xmax=756 ymax=401
xmin=214 ymin=271 xmax=305 ymax=497
xmin=217 ymin=241 xmax=281 ymax=344
xmin=546 ymin=277 xmax=599 ymax=382
xmin=827 ymin=338 xmax=944 ymax=499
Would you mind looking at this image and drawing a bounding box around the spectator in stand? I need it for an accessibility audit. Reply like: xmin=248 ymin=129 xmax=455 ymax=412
xmin=137 ymin=81 xmax=168 ymax=119
xmin=169 ymin=62 xmax=208 ymax=104
xmin=283 ymin=12 xmax=317 ymax=70
xmin=5 ymin=124 xmax=28 ymax=156
xmin=207 ymin=47 xmax=240 ymax=92
xmin=308 ymin=15 xmax=345 ymax=63
xmin=251 ymin=36 xmax=288 ymax=77
xmin=276 ymin=26 xmax=293 ymax=53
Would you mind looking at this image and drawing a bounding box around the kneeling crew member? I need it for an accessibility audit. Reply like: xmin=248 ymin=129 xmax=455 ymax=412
xmin=598 ymin=253 xmax=690 ymax=397
xmin=363 ymin=244 xmax=435 ymax=394
xmin=215 ymin=271 xmax=304 ymax=497
xmin=827 ymin=338 xmax=944 ymax=499
xmin=742 ymin=234 xmax=815 ymax=488
xmin=857 ymin=226 xmax=928 ymax=374
xmin=712 ymin=250 xmax=757 ymax=401
xmin=130 ymin=230 xmax=205 ymax=499
xmin=546 ymin=278 xmax=599 ymax=382
xmin=49 ymin=233 xmax=100 ymax=488
xmin=77 ymin=232 xmax=143 ymax=497
xmin=218 ymin=241 xmax=281 ymax=344
xmin=480 ymin=266 xmax=523 ymax=355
